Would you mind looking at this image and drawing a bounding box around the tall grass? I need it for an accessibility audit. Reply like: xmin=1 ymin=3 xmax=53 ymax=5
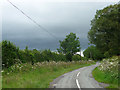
xmin=2 ymin=60 xmax=94 ymax=88
xmin=92 ymin=56 xmax=119 ymax=88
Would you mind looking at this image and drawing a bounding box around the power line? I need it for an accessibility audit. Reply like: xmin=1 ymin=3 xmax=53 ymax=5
xmin=7 ymin=0 xmax=57 ymax=40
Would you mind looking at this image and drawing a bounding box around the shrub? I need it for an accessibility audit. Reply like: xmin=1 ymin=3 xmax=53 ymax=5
xmin=98 ymin=56 xmax=119 ymax=84
xmin=2 ymin=40 xmax=19 ymax=68
xmin=1 ymin=40 xmax=67 ymax=69
xmin=72 ymin=55 xmax=81 ymax=61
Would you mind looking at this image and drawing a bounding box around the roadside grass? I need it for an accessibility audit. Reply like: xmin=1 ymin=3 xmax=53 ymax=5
xmin=92 ymin=56 xmax=119 ymax=88
xmin=0 ymin=76 xmax=1 ymax=89
xmin=92 ymin=67 xmax=118 ymax=88
xmin=2 ymin=61 xmax=95 ymax=88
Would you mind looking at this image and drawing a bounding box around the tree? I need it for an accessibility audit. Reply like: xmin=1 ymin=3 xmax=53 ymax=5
xmin=88 ymin=3 xmax=120 ymax=56
xmin=32 ymin=49 xmax=41 ymax=62
xmin=24 ymin=46 xmax=35 ymax=64
xmin=41 ymin=49 xmax=52 ymax=62
xmin=72 ymin=55 xmax=81 ymax=61
xmin=83 ymin=45 xmax=103 ymax=60
xmin=57 ymin=32 xmax=81 ymax=61
xmin=2 ymin=40 xmax=19 ymax=68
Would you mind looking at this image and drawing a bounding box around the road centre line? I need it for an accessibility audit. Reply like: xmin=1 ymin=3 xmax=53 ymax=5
xmin=76 ymin=79 xmax=81 ymax=90
xmin=76 ymin=71 xmax=81 ymax=89
xmin=77 ymin=72 xmax=80 ymax=77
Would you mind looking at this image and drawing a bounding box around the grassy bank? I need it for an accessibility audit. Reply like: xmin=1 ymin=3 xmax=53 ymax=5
xmin=92 ymin=56 xmax=119 ymax=88
xmin=0 ymin=76 xmax=1 ymax=89
xmin=2 ymin=61 xmax=94 ymax=88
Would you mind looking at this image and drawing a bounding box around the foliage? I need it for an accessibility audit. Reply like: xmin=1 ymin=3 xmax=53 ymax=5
xmin=40 ymin=49 xmax=53 ymax=62
xmin=1 ymin=40 xmax=67 ymax=69
xmin=83 ymin=45 xmax=104 ymax=60
xmin=1 ymin=40 xmax=85 ymax=69
xmin=57 ymin=32 xmax=81 ymax=61
xmin=88 ymin=4 xmax=120 ymax=56
xmin=98 ymin=56 xmax=119 ymax=79
xmin=92 ymin=56 xmax=119 ymax=88
xmin=72 ymin=55 xmax=81 ymax=61
xmin=2 ymin=60 xmax=95 ymax=88
xmin=2 ymin=40 xmax=20 ymax=68
xmin=81 ymin=57 xmax=89 ymax=60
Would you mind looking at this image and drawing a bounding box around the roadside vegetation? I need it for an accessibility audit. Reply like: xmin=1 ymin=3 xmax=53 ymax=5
xmin=57 ymin=33 xmax=81 ymax=61
xmin=2 ymin=40 xmax=66 ymax=69
xmin=1 ymin=33 xmax=94 ymax=88
xmin=86 ymin=3 xmax=120 ymax=89
xmin=92 ymin=56 xmax=119 ymax=88
xmin=87 ymin=3 xmax=120 ymax=57
xmin=2 ymin=61 xmax=94 ymax=88
xmin=2 ymin=32 xmax=82 ymax=69
xmin=83 ymin=45 xmax=103 ymax=60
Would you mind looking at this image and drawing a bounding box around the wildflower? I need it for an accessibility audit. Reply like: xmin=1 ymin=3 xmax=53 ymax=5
xmin=110 ymin=62 xmax=113 ymax=65
xmin=101 ymin=65 xmax=103 ymax=69
xmin=1 ymin=70 xmax=4 ymax=73
xmin=7 ymin=73 xmax=9 ymax=75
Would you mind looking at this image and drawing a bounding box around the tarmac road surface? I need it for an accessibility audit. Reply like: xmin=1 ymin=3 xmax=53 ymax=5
xmin=50 ymin=62 xmax=105 ymax=89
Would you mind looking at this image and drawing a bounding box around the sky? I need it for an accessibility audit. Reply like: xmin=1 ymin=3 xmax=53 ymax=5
xmin=2 ymin=0 xmax=118 ymax=51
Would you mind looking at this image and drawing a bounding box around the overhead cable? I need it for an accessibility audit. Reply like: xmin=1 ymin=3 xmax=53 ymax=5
xmin=7 ymin=0 xmax=57 ymax=40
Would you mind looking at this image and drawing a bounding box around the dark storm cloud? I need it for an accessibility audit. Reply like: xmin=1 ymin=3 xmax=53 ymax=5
xmin=2 ymin=1 xmax=117 ymax=50
xmin=2 ymin=20 xmax=89 ymax=50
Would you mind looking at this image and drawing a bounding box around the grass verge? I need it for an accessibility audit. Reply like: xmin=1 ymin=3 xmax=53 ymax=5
xmin=92 ymin=56 xmax=119 ymax=88
xmin=92 ymin=67 xmax=118 ymax=88
xmin=2 ymin=61 xmax=95 ymax=88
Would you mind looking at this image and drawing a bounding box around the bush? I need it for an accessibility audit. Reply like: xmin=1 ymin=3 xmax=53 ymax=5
xmin=1 ymin=40 xmax=67 ymax=69
xmin=72 ymin=55 xmax=81 ymax=61
xmin=93 ymin=56 xmax=119 ymax=88
xmin=2 ymin=40 xmax=19 ymax=68
xmin=66 ymin=53 xmax=72 ymax=61
xmin=98 ymin=56 xmax=119 ymax=86
xmin=83 ymin=45 xmax=104 ymax=60
xmin=81 ymin=57 xmax=88 ymax=60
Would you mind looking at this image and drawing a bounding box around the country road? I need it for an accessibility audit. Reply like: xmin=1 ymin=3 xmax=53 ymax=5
xmin=50 ymin=62 xmax=105 ymax=89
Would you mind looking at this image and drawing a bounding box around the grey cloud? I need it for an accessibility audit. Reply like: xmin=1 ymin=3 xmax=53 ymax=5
xmin=2 ymin=2 xmax=116 ymax=50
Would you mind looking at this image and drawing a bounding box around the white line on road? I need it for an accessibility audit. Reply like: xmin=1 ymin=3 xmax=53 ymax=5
xmin=76 ymin=72 xmax=81 ymax=90
xmin=76 ymin=79 xmax=81 ymax=90
xmin=77 ymin=72 xmax=80 ymax=77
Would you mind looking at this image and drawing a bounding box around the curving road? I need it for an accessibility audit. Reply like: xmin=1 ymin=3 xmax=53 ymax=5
xmin=50 ymin=62 xmax=105 ymax=89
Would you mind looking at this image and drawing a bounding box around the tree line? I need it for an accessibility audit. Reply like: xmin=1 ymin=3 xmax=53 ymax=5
xmin=1 ymin=31 xmax=97 ymax=69
xmin=1 ymin=40 xmax=65 ymax=68
xmin=84 ymin=3 xmax=120 ymax=59
xmin=1 ymin=32 xmax=87 ymax=69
